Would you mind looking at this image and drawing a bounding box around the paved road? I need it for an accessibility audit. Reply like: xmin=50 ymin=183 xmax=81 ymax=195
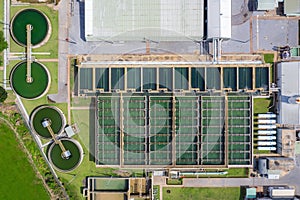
xmin=47 ymin=0 xmax=69 ymax=103
xmin=182 ymin=167 xmax=300 ymax=195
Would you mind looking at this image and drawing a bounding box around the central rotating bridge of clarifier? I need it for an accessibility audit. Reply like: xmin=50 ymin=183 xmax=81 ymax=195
xmin=26 ymin=24 xmax=33 ymax=83
xmin=42 ymin=119 xmax=71 ymax=159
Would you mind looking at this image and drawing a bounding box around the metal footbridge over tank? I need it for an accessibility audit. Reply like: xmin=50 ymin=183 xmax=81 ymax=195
xmin=42 ymin=119 xmax=71 ymax=159
xmin=26 ymin=24 xmax=33 ymax=83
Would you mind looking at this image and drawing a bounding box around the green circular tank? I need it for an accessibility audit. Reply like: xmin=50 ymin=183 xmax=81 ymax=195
xmin=10 ymin=61 xmax=50 ymax=99
xmin=48 ymin=138 xmax=83 ymax=172
xmin=10 ymin=8 xmax=51 ymax=47
xmin=30 ymin=106 xmax=66 ymax=139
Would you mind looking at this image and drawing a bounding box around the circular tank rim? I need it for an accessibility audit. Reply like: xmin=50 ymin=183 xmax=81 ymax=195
xmin=10 ymin=8 xmax=52 ymax=48
xmin=47 ymin=138 xmax=84 ymax=173
xmin=30 ymin=105 xmax=66 ymax=139
xmin=10 ymin=61 xmax=51 ymax=100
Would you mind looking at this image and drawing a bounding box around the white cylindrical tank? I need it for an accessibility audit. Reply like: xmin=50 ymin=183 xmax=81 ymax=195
xmin=258 ymin=113 xmax=276 ymax=118
xmin=257 ymin=146 xmax=276 ymax=151
xmin=258 ymin=119 xmax=276 ymax=124
xmin=258 ymin=130 xmax=276 ymax=135
xmin=258 ymin=125 xmax=276 ymax=129
xmin=258 ymin=141 xmax=276 ymax=146
xmin=258 ymin=136 xmax=276 ymax=140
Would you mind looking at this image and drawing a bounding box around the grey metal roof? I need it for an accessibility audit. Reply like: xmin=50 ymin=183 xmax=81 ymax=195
xmin=207 ymin=0 xmax=231 ymax=39
xmin=85 ymin=0 xmax=204 ymax=41
xmin=277 ymin=61 xmax=300 ymax=125
xmin=257 ymin=0 xmax=277 ymax=11
xmin=284 ymin=0 xmax=300 ymax=16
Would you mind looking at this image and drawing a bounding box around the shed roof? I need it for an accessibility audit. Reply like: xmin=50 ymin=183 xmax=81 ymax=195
xmin=277 ymin=61 xmax=300 ymax=125
xmin=207 ymin=0 xmax=231 ymax=39
xmin=85 ymin=0 xmax=204 ymax=41
xmin=284 ymin=0 xmax=300 ymax=16
xmin=257 ymin=0 xmax=277 ymax=10
xmin=246 ymin=188 xmax=257 ymax=198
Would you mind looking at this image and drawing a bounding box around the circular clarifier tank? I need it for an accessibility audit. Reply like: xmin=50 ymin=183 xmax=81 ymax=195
xmin=48 ymin=138 xmax=83 ymax=172
xmin=10 ymin=61 xmax=50 ymax=99
xmin=10 ymin=8 xmax=51 ymax=48
xmin=30 ymin=105 xmax=66 ymax=139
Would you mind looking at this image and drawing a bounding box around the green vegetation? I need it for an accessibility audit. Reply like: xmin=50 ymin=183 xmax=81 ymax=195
xmin=153 ymin=185 xmax=160 ymax=200
xmin=253 ymin=98 xmax=272 ymax=114
xmin=226 ymin=168 xmax=248 ymax=177
xmin=0 ymin=86 xmax=7 ymax=102
xmin=0 ymin=30 xmax=8 ymax=65
xmin=264 ymin=54 xmax=274 ymax=63
xmin=0 ymin=31 xmax=8 ymax=52
xmin=0 ymin=122 xmax=49 ymax=200
xmin=180 ymin=168 xmax=248 ymax=178
xmin=163 ymin=187 xmax=241 ymax=200
xmin=264 ymin=54 xmax=274 ymax=82
xmin=167 ymin=178 xmax=183 ymax=185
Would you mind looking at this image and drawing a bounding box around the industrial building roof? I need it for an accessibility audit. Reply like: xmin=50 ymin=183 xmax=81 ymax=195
xmin=277 ymin=61 xmax=300 ymax=125
xmin=84 ymin=0 xmax=204 ymax=41
xmin=246 ymin=188 xmax=257 ymax=199
xmin=257 ymin=0 xmax=277 ymax=10
xmin=207 ymin=0 xmax=231 ymax=39
xmin=277 ymin=129 xmax=295 ymax=157
xmin=284 ymin=0 xmax=300 ymax=16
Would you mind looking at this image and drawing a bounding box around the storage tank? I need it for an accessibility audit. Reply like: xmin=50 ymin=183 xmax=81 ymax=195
xmin=258 ymin=119 xmax=276 ymax=124
xmin=257 ymin=146 xmax=276 ymax=151
xmin=257 ymin=141 xmax=276 ymax=146
xmin=258 ymin=130 xmax=276 ymax=135
xmin=258 ymin=125 xmax=276 ymax=129
xmin=258 ymin=136 xmax=276 ymax=140
xmin=258 ymin=113 xmax=276 ymax=118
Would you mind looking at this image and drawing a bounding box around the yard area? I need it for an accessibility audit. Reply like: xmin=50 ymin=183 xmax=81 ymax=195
xmin=253 ymin=98 xmax=273 ymax=115
xmin=162 ymin=187 xmax=241 ymax=200
xmin=0 ymin=122 xmax=49 ymax=200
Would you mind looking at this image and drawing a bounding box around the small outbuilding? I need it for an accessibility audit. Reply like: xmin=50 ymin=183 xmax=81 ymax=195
xmin=284 ymin=0 xmax=300 ymax=16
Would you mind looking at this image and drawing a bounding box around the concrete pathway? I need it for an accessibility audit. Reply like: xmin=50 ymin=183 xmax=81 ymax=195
xmin=47 ymin=0 xmax=69 ymax=103
xmin=182 ymin=168 xmax=300 ymax=195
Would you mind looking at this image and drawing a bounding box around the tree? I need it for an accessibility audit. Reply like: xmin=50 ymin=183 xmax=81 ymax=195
xmin=0 ymin=86 xmax=7 ymax=103
xmin=0 ymin=31 xmax=8 ymax=66
xmin=0 ymin=31 xmax=8 ymax=53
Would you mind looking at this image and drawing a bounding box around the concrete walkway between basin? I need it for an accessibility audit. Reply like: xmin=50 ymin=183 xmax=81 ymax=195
xmin=47 ymin=0 xmax=70 ymax=103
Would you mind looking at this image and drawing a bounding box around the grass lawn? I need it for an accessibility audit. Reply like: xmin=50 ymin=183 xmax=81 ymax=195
xmin=163 ymin=187 xmax=241 ymax=200
xmin=182 ymin=168 xmax=248 ymax=178
xmin=0 ymin=69 xmax=3 ymax=87
xmin=264 ymin=54 xmax=274 ymax=63
xmin=0 ymin=122 xmax=49 ymax=200
xmin=10 ymin=5 xmax=58 ymax=58
xmin=253 ymin=98 xmax=272 ymax=115
xmin=153 ymin=185 xmax=160 ymax=200
xmin=264 ymin=54 xmax=274 ymax=82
